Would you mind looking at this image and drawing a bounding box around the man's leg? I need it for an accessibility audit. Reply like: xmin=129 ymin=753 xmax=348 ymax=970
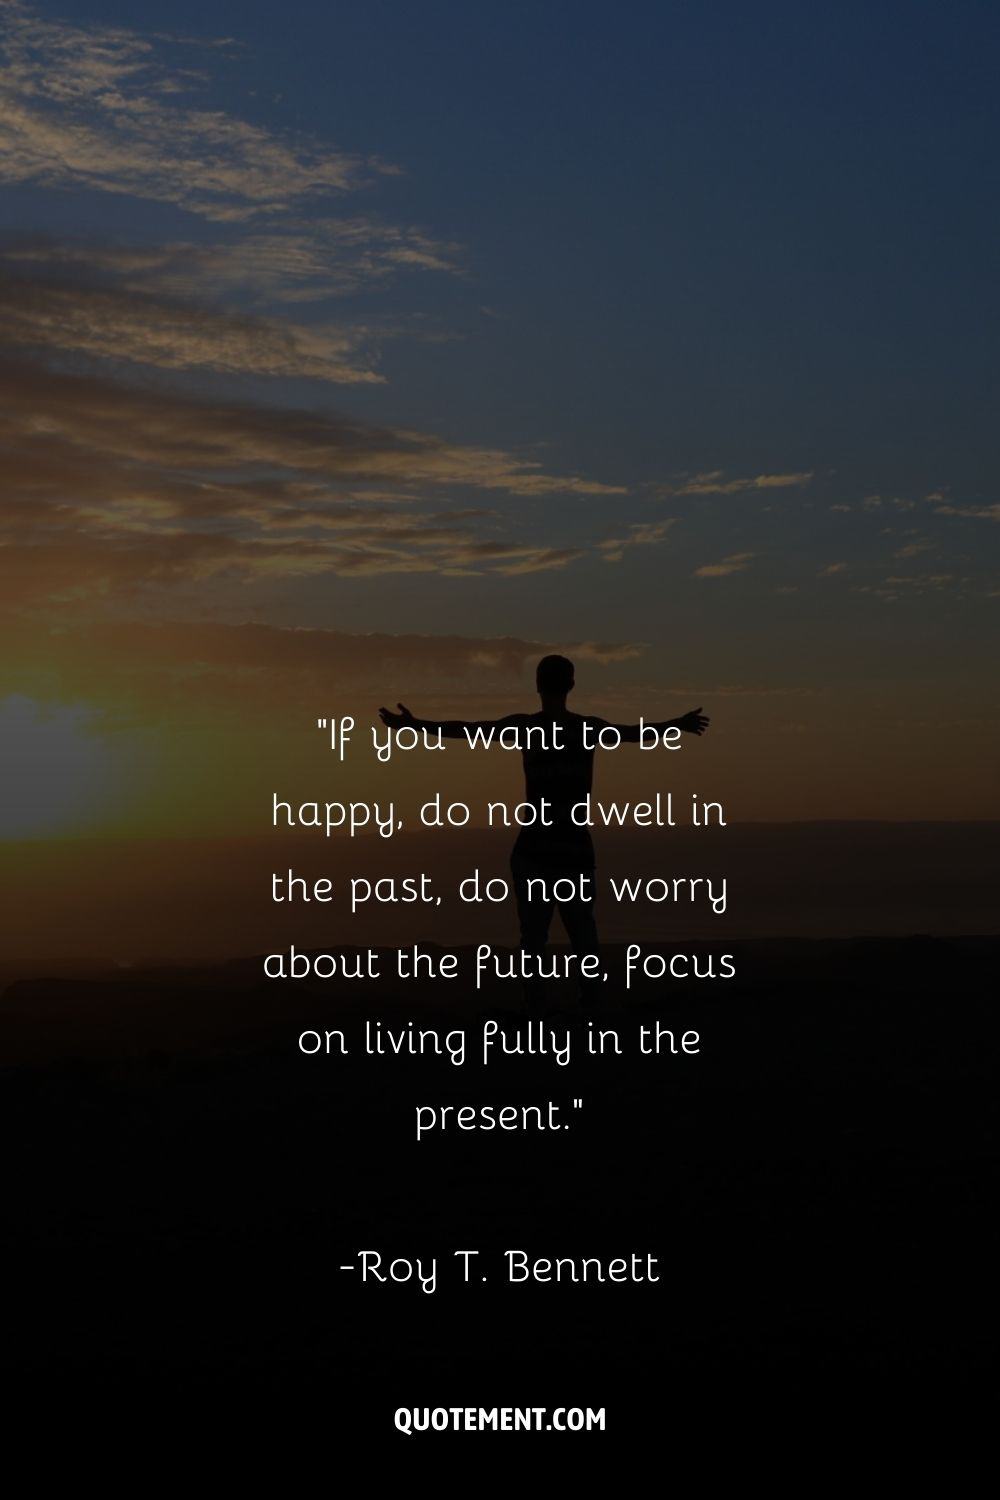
xmin=557 ymin=867 xmax=601 ymax=1002
xmin=510 ymin=853 xmax=554 ymax=1009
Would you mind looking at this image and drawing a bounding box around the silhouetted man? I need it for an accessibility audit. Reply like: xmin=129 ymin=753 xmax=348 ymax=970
xmin=379 ymin=655 xmax=708 ymax=1005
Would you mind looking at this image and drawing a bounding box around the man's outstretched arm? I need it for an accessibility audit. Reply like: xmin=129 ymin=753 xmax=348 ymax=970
xmin=378 ymin=702 xmax=525 ymax=739
xmin=595 ymin=707 xmax=710 ymax=742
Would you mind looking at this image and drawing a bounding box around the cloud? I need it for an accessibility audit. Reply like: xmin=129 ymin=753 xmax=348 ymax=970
xmin=932 ymin=502 xmax=1000 ymax=522
xmin=892 ymin=539 xmax=934 ymax=560
xmin=0 ymin=356 xmax=622 ymax=497
xmin=0 ymin=1 xmax=465 ymax=389
xmin=0 ymin=269 xmax=384 ymax=382
xmin=444 ymin=543 xmax=585 ymax=576
xmin=0 ymin=1 xmax=378 ymax=220
xmin=693 ymin=552 xmax=755 ymax=578
xmin=0 ymin=498 xmax=589 ymax=603
xmin=668 ymin=470 xmax=813 ymax=496
xmin=854 ymin=573 xmax=965 ymax=602
xmin=862 ymin=494 xmax=916 ymax=512
xmin=818 ymin=562 xmax=847 ymax=575
xmin=0 ymin=356 xmax=625 ymax=601
xmin=0 ymin=7 xmax=626 ymax=610
xmin=2 ymin=223 xmax=464 ymax=303
xmin=597 ymin=519 xmax=676 ymax=564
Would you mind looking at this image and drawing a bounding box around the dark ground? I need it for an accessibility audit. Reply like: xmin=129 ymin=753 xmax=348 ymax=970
xmin=1 ymin=936 xmax=996 ymax=1454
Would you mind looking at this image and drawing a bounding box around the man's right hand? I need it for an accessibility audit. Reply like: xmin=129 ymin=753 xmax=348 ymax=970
xmin=378 ymin=701 xmax=416 ymax=729
xmin=676 ymin=707 xmax=710 ymax=735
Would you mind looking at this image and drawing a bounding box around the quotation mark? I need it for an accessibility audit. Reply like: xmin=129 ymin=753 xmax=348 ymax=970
xmin=315 ymin=715 xmax=354 ymax=760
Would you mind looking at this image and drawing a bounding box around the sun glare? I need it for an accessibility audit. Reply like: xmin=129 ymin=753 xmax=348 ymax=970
xmin=2 ymin=695 xmax=125 ymax=838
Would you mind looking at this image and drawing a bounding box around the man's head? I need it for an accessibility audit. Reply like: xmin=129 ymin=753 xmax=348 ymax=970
xmin=535 ymin=653 xmax=575 ymax=701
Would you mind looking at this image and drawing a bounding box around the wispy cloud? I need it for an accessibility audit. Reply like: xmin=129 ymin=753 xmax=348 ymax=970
xmin=932 ymin=502 xmax=1000 ymax=522
xmin=0 ymin=0 xmax=379 ymax=220
xmin=1 ymin=222 xmax=464 ymax=303
xmin=0 ymin=354 xmax=625 ymax=602
xmin=0 ymin=269 xmax=385 ymax=382
xmin=693 ymin=551 xmax=755 ymax=578
xmin=854 ymin=573 xmax=968 ymax=603
xmin=667 ymin=470 xmax=813 ymax=496
xmin=0 ymin=4 xmax=634 ymax=612
xmin=0 ymin=357 xmax=623 ymax=496
xmin=597 ymin=519 xmax=676 ymax=564
xmin=892 ymin=538 xmax=934 ymax=560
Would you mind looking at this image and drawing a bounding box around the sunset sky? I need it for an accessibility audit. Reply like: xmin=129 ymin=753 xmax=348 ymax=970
xmin=2 ymin=0 xmax=999 ymax=851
